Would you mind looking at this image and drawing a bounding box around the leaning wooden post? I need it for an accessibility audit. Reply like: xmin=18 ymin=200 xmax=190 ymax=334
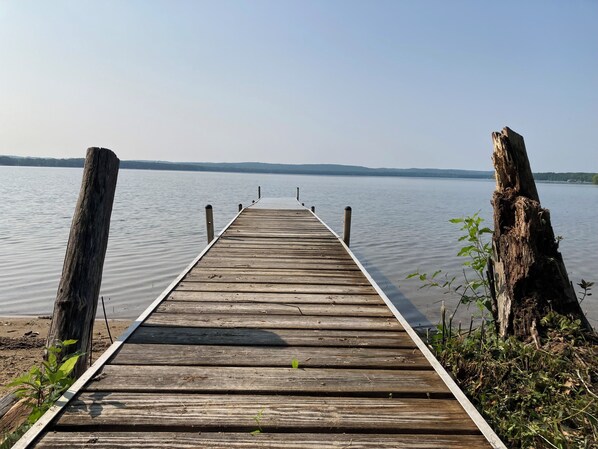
xmin=343 ymin=206 xmax=352 ymax=247
xmin=258 ymin=186 xmax=261 ymax=199
xmin=46 ymin=147 xmax=119 ymax=378
xmin=489 ymin=127 xmax=592 ymax=339
xmin=205 ymin=205 xmax=214 ymax=243
xmin=296 ymin=187 xmax=300 ymax=201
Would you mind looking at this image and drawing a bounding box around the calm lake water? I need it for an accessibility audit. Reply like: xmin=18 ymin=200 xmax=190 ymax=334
xmin=1 ymin=166 xmax=597 ymax=328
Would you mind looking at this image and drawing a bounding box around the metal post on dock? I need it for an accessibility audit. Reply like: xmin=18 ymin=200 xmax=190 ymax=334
xmin=258 ymin=186 xmax=261 ymax=199
xmin=343 ymin=206 xmax=352 ymax=247
xmin=296 ymin=187 xmax=300 ymax=200
xmin=205 ymin=205 xmax=214 ymax=243
xmin=238 ymin=203 xmax=243 ymax=212
xmin=311 ymin=206 xmax=315 ymax=213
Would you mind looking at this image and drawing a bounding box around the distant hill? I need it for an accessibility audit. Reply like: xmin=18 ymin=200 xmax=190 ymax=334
xmin=0 ymin=155 xmax=595 ymax=183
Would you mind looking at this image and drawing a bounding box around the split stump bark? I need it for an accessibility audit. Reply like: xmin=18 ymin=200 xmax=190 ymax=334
xmin=489 ymin=127 xmax=591 ymax=340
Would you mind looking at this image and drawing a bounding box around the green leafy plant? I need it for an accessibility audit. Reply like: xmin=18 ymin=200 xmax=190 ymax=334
xmin=250 ymin=407 xmax=265 ymax=435
xmin=9 ymin=339 xmax=82 ymax=421
xmin=407 ymin=212 xmax=494 ymax=322
xmin=1 ymin=340 xmax=83 ymax=448
xmin=577 ymin=279 xmax=594 ymax=304
xmin=291 ymin=358 xmax=299 ymax=369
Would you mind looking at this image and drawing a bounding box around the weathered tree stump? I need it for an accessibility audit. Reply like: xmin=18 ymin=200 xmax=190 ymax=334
xmin=46 ymin=147 xmax=119 ymax=377
xmin=489 ymin=127 xmax=591 ymax=340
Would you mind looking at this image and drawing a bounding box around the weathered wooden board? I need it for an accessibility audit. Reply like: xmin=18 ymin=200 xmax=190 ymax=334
xmin=195 ymin=258 xmax=359 ymax=270
xmin=218 ymin=237 xmax=339 ymax=244
xmin=36 ymin=431 xmax=493 ymax=449
xmin=183 ymin=273 xmax=371 ymax=285
xmin=55 ymin=393 xmax=480 ymax=433
xmin=176 ymin=282 xmax=377 ymax=294
xmin=157 ymin=301 xmax=393 ymax=317
xmin=110 ymin=344 xmax=430 ymax=369
xmin=145 ymin=313 xmax=401 ymax=330
xmin=205 ymin=249 xmax=351 ymax=258
xmin=129 ymin=326 xmax=415 ymax=348
xmin=166 ymin=291 xmax=382 ymax=304
xmin=188 ymin=267 xmax=365 ymax=278
xmin=87 ymin=365 xmax=449 ymax=396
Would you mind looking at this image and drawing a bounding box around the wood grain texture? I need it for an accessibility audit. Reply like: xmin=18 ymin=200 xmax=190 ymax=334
xmin=183 ymin=273 xmax=371 ymax=285
xmin=36 ymin=431 xmax=492 ymax=449
xmin=145 ymin=313 xmax=401 ymax=330
xmin=128 ymin=326 xmax=415 ymax=348
xmin=166 ymin=291 xmax=382 ymax=304
xmin=188 ymin=267 xmax=366 ymax=277
xmin=55 ymin=393 xmax=480 ymax=433
xmin=195 ymin=258 xmax=358 ymax=270
xmin=156 ymin=301 xmax=393 ymax=317
xmin=110 ymin=344 xmax=430 ymax=369
xmin=176 ymin=282 xmax=377 ymax=294
xmin=87 ymin=365 xmax=449 ymax=396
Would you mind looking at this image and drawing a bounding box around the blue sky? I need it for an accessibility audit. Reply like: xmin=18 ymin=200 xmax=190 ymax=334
xmin=1 ymin=0 xmax=596 ymax=171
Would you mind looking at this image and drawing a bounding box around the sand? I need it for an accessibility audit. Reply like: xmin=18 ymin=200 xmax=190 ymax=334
xmin=0 ymin=316 xmax=132 ymax=398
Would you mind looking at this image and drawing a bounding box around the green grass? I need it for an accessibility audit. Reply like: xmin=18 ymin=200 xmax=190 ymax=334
xmin=430 ymin=314 xmax=597 ymax=448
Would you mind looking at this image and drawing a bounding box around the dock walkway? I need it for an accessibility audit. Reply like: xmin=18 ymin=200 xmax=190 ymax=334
xmin=19 ymin=199 xmax=503 ymax=448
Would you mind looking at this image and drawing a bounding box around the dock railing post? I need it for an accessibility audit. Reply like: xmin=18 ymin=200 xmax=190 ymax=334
xmin=205 ymin=205 xmax=214 ymax=243
xmin=311 ymin=206 xmax=315 ymax=213
xmin=258 ymin=186 xmax=261 ymax=199
xmin=343 ymin=206 xmax=352 ymax=247
xmin=238 ymin=203 xmax=243 ymax=212
xmin=46 ymin=147 xmax=119 ymax=378
xmin=296 ymin=187 xmax=300 ymax=201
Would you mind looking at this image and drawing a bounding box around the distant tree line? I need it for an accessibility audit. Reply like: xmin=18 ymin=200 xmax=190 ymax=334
xmin=0 ymin=155 xmax=596 ymax=183
xmin=533 ymin=172 xmax=596 ymax=183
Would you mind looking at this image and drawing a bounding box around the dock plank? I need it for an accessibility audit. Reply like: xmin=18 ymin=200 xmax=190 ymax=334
xmin=145 ymin=313 xmax=401 ymax=330
xmin=128 ymin=326 xmax=415 ymax=348
xmin=157 ymin=301 xmax=393 ymax=317
xmin=183 ymin=273 xmax=371 ymax=285
xmin=56 ymin=393 xmax=480 ymax=434
xmin=166 ymin=291 xmax=383 ymax=304
xmin=176 ymin=282 xmax=377 ymax=294
xmin=37 ymin=432 xmax=493 ymax=449
xmin=87 ymin=365 xmax=449 ymax=396
xmin=109 ymin=344 xmax=430 ymax=369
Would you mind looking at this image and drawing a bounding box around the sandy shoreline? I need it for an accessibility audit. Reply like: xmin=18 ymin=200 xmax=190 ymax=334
xmin=0 ymin=316 xmax=131 ymax=398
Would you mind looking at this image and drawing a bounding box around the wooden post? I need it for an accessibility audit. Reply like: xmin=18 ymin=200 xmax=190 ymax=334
xmin=296 ymin=187 xmax=300 ymax=201
xmin=258 ymin=186 xmax=261 ymax=199
xmin=343 ymin=206 xmax=352 ymax=247
xmin=238 ymin=203 xmax=243 ymax=212
xmin=205 ymin=205 xmax=214 ymax=243
xmin=489 ymin=127 xmax=592 ymax=339
xmin=46 ymin=147 xmax=119 ymax=378
xmin=311 ymin=206 xmax=315 ymax=213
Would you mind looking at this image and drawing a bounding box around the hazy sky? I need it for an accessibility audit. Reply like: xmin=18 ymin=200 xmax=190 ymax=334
xmin=1 ymin=1 xmax=596 ymax=171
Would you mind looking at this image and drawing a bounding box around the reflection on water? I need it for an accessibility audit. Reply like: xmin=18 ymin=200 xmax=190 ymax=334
xmin=1 ymin=166 xmax=596 ymax=327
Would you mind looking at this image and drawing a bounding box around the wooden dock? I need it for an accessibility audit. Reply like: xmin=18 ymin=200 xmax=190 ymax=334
xmin=18 ymin=199 xmax=504 ymax=448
